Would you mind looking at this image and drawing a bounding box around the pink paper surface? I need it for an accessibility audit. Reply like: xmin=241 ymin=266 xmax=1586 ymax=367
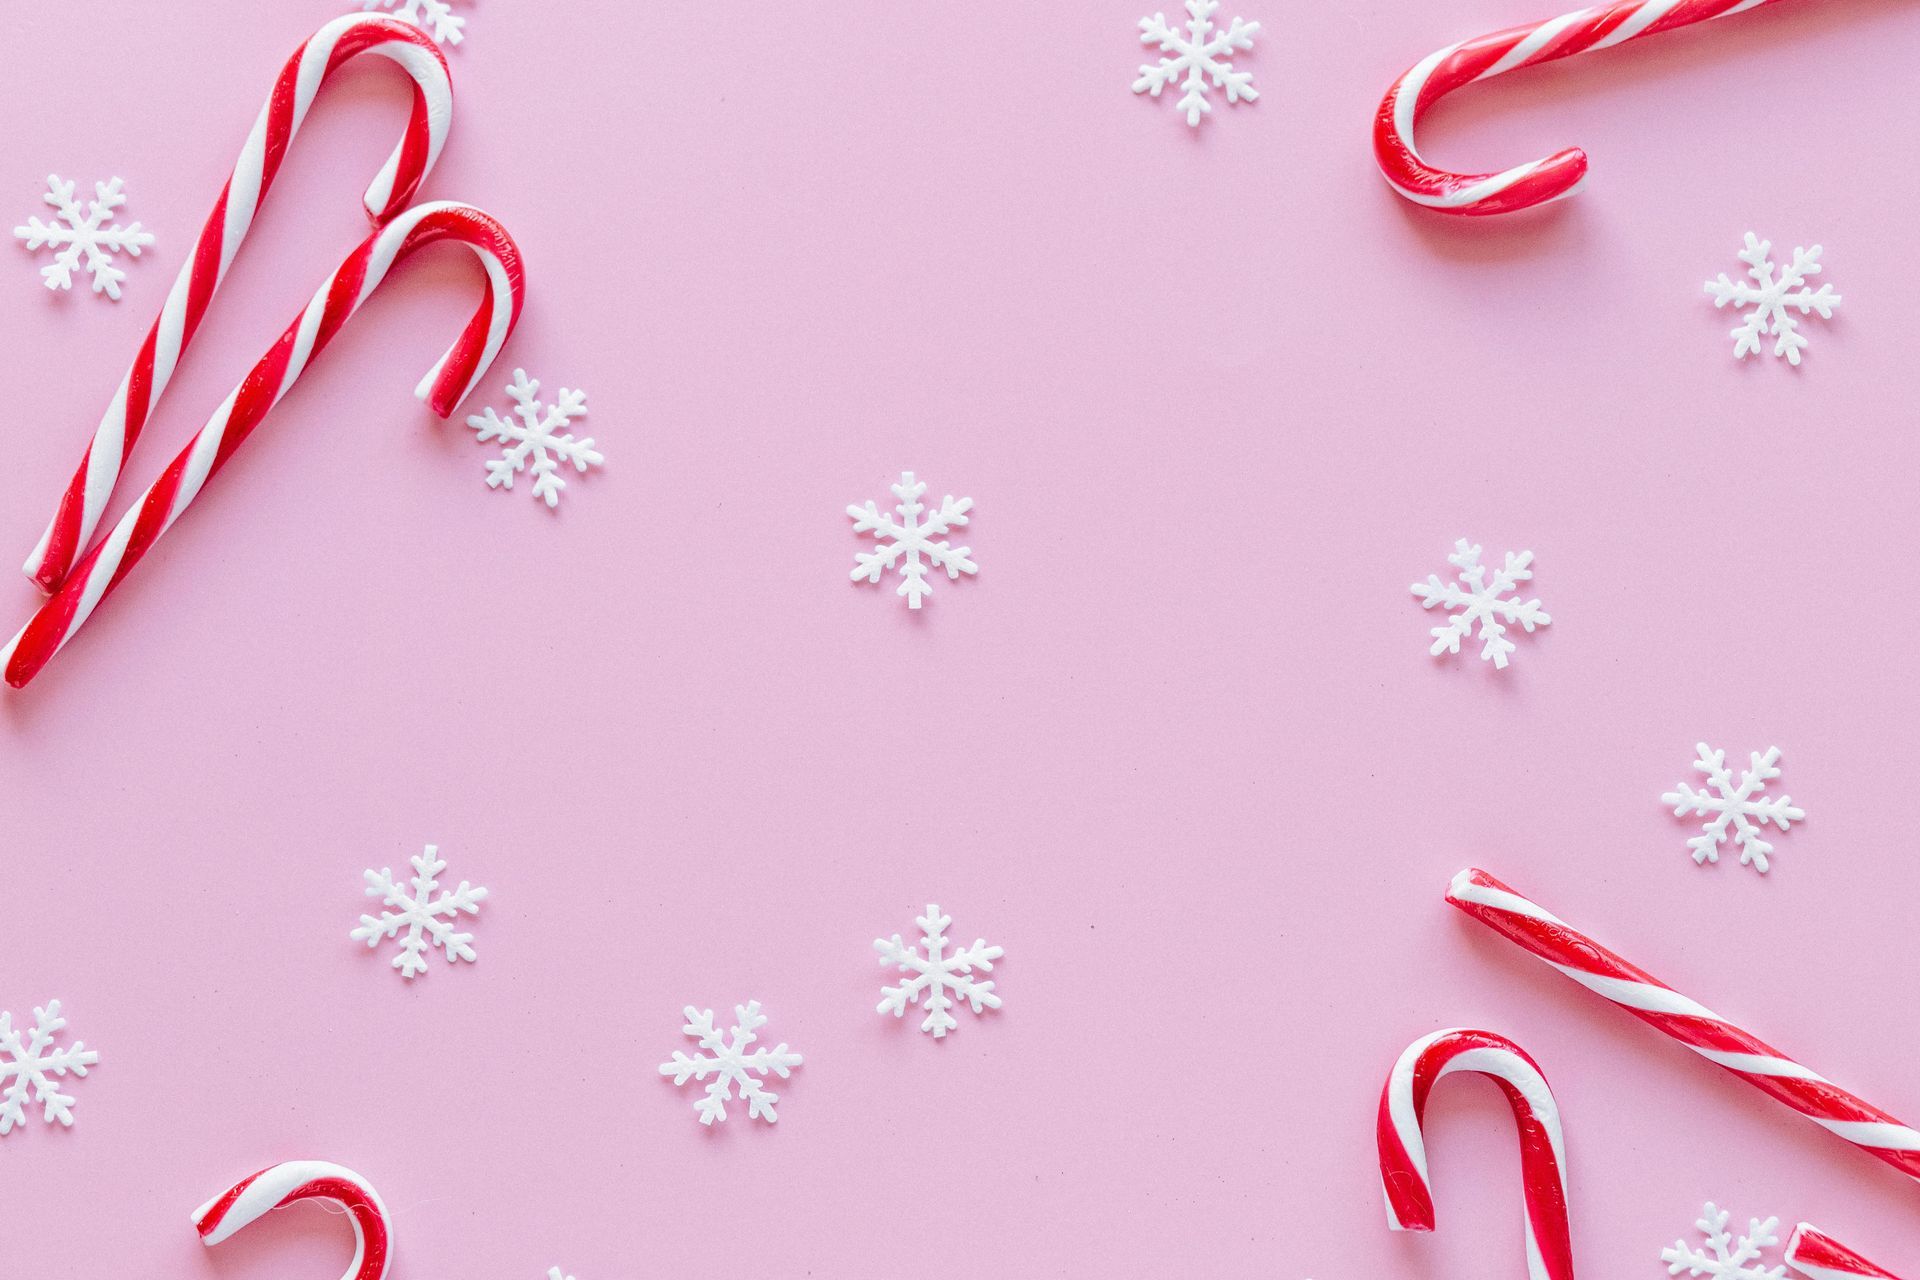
xmin=2 ymin=0 xmax=1917 ymax=1275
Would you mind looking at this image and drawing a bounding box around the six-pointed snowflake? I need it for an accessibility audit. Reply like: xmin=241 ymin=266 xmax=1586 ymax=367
xmin=1 ymin=1000 xmax=99 ymax=1135
xmin=466 ymin=369 xmax=603 ymax=509
xmin=875 ymin=904 xmax=1005 ymax=1039
xmin=351 ymin=844 xmax=490 ymax=979
xmin=1704 ymin=233 xmax=1840 ymax=366
xmin=14 ymin=175 xmax=154 ymax=300
xmin=1662 ymin=743 xmax=1804 ymax=874
xmin=659 ymin=1001 xmax=802 ymax=1125
xmin=362 ymin=0 xmax=467 ymax=45
xmin=1663 ymin=1203 xmax=1786 ymax=1280
xmin=1133 ymin=0 xmax=1261 ymax=128
xmin=1411 ymin=539 xmax=1551 ymax=669
xmin=848 ymin=471 xmax=977 ymax=609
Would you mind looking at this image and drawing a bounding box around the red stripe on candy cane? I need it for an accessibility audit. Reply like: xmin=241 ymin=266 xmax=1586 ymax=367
xmin=1787 ymin=1224 xmax=1908 ymax=1280
xmin=192 ymin=1161 xmax=392 ymax=1280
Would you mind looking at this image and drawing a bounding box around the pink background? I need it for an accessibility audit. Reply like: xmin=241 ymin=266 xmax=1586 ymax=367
xmin=3 ymin=0 xmax=1918 ymax=1275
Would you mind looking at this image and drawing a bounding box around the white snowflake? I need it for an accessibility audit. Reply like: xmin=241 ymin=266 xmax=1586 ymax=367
xmin=466 ymin=369 xmax=603 ymax=509
xmin=848 ymin=471 xmax=976 ymax=609
xmin=658 ymin=1001 xmax=802 ymax=1126
xmin=350 ymin=844 xmax=489 ymax=979
xmin=1662 ymin=744 xmax=1804 ymax=874
xmin=14 ymin=175 xmax=154 ymax=300
xmin=362 ymin=0 xmax=467 ymax=45
xmin=546 ymin=1270 xmax=573 ymax=1280
xmin=1133 ymin=0 xmax=1261 ymax=128
xmin=875 ymin=905 xmax=1005 ymax=1039
xmin=1704 ymin=233 xmax=1840 ymax=366
xmin=1663 ymin=1203 xmax=1786 ymax=1280
xmin=1 ymin=1000 xmax=99 ymax=1135
xmin=1411 ymin=539 xmax=1551 ymax=669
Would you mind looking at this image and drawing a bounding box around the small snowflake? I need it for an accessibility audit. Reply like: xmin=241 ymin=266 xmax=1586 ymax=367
xmin=848 ymin=471 xmax=977 ymax=609
xmin=659 ymin=1001 xmax=802 ymax=1126
xmin=14 ymin=175 xmax=154 ymax=300
xmin=1 ymin=1000 xmax=99 ymax=1135
xmin=1662 ymin=744 xmax=1804 ymax=874
xmin=466 ymin=369 xmax=603 ymax=509
xmin=362 ymin=0 xmax=467 ymax=45
xmin=1411 ymin=539 xmax=1551 ymax=669
xmin=546 ymin=1270 xmax=573 ymax=1280
xmin=1704 ymin=233 xmax=1840 ymax=366
xmin=1663 ymin=1203 xmax=1786 ymax=1280
xmin=350 ymin=844 xmax=489 ymax=979
xmin=875 ymin=905 xmax=1005 ymax=1039
xmin=1133 ymin=0 xmax=1260 ymax=128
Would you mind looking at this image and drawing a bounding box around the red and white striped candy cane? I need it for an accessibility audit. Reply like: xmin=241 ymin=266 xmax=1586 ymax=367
xmin=1787 ymin=1224 xmax=1908 ymax=1280
xmin=193 ymin=1161 xmax=392 ymax=1280
xmin=1448 ymin=868 xmax=1920 ymax=1184
xmin=1379 ymin=1028 xmax=1575 ymax=1280
xmin=1374 ymin=0 xmax=1790 ymax=215
xmin=0 ymin=201 xmax=523 ymax=689
xmin=23 ymin=14 xmax=453 ymax=594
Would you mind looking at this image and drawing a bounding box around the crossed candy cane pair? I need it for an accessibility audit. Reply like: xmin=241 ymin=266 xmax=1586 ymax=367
xmin=2 ymin=14 xmax=526 ymax=689
xmin=1380 ymin=871 xmax=1913 ymax=1278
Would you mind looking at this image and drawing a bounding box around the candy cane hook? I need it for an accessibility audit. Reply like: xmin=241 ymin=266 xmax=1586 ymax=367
xmin=193 ymin=1161 xmax=392 ymax=1280
xmin=1378 ymin=1028 xmax=1575 ymax=1280
xmin=1787 ymin=1224 xmax=1908 ymax=1280
xmin=23 ymin=14 xmax=454 ymax=594
xmin=1375 ymin=0 xmax=1790 ymax=215
xmin=0 ymin=201 xmax=524 ymax=689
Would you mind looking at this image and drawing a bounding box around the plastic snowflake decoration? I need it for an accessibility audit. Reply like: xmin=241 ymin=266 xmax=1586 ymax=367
xmin=1 ymin=1000 xmax=99 ymax=1135
xmin=1133 ymin=0 xmax=1260 ymax=128
xmin=875 ymin=904 xmax=1005 ymax=1039
xmin=14 ymin=175 xmax=154 ymax=300
xmin=1411 ymin=539 xmax=1551 ymax=669
xmin=1662 ymin=744 xmax=1804 ymax=874
xmin=546 ymin=1271 xmax=573 ymax=1280
xmin=351 ymin=844 xmax=489 ymax=979
xmin=848 ymin=471 xmax=977 ymax=609
xmin=1662 ymin=1203 xmax=1786 ymax=1280
xmin=466 ymin=369 xmax=603 ymax=509
xmin=1704 ymin=233 xmax=1840 ymax=366
xmin=659 ymin=1001 xmax=802 ymax=1126
xmin=361 ymin=0 xmax=466 ymax=45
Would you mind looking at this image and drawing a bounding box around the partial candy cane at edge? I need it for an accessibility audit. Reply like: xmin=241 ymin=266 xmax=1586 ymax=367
xmin=1787 ymin=1224 xmax=1909 ymax=1280
xmin=23 ymin=13 xmax=454 ymax=593
xmin=1374 ymin=0 xmax=1793 ymax=215
xmin=0 ymin=202 xmax=524 ymax=689
xmin=194 ymin=1161 xmax=392 ymax=1280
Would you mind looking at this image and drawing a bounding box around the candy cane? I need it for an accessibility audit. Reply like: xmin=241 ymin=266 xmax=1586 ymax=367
xmin=1374 ymin=0 xmax=1789 ymax=216
xmin=193 ymin=1161 xmax=392 ymax=1280
xmin=1787 ymin=1224 xmax=1908 ymax=1280
xmin=0 ymin=201 xmax=523 ymax=689
xmin=1448 ymin=868 xmax=1920 ymax=1184
xmin=23 ymin=13 xmax=453 ymax=594
xmin=1378 ymin=1028 xmax=1575 ymax=1280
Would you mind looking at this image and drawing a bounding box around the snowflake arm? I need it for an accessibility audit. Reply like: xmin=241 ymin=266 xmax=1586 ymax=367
xmin=659 ymin=1002 xmax=802 ymax=1125
xmin=1662 ymin=744 xmax=1804 ymax=873
xmin=0 ymin=1001 xmax=99 ymax=1135
xmin=1133 ymin=0 xmax=1260 ymax=128
xmin=1662 ymin=1203 xmax=1786 ymax=1280
xmin=467 ymin=370 xmax=602 ymax=509
xmin=350 ymin=845 xmax=489 ymax=978
xmin=1704 ymin=234 xmax=1839 ymax=367
xmin=875 ymin=905 xmax=1004 ymax=1038
xmin=848 ymin=472 xmax=976 ymax=609
xmin=362 ymin=0 xmax=467 ymax=45
xmin=14 ymin=176 xmax=154 ymax=299
xmin=1411 ymin=539 xmax=1550 ymax=668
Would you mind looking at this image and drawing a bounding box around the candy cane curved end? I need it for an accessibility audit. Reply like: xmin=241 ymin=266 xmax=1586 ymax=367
xmin=1786 ymin=1224 xmax=1907 ymax=1280
xmin=1374 ymin=0 xmax=1789 ymax=216
xmin=192 ymin=1162 xmax=392 ymax=1280
xmin=23 ymin=13 xmax=453 ymax=594
xmin=1378 ymin=1028 xmax=1575 ymax=1280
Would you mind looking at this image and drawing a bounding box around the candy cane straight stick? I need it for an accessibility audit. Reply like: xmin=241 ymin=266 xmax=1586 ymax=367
xmin=1448 ymin=868 xmax=1920 ymax=1184
xmin=193 ymin=1161 xmax=392 ymax=1280
xmin=1375 ymin=0 xmax=1791 ymax=215
xmin=1787 ymin=1225 xmax=1908 ymax=1280
xmin=0 ymin=202 xmax=523 ymax=689
xmin=23 ymin=13 xmax=453 ymax=594
xmin=1379 ymin=1028 xmax=1575 ymax=1280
